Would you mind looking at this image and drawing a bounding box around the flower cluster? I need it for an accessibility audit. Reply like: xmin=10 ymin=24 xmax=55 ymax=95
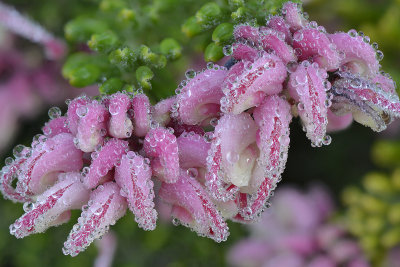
xmin=0 ymin=1 xmax=399 ymax=257
xmin=227 ymin=186 xmax=369 ymax=267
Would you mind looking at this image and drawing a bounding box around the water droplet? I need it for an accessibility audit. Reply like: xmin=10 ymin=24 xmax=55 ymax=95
xmin=348 ymin=29 xmax=357 ymax=37
xmin=4 ymin=157 xmax=13 ymax=166
xmin=76 ymin=106 xmax=88 ymax=118
xmin=13 ymin=145 xmax=26 ymax=158
xmin=187 ymin=168 xmax=198 ymax=178
xmin=322 ymin=135 xmax=332 ymax=145
xmin=185 ymin=69 xmax=196 ymax=79
xmin=48 ymin=107 xmax=62 ymax=119
xmin=223 ymin=45 xmax=233 ymax=56
xmin=207 ymin=62 xmax=214 ymax=69
xmin=376 ymin=50 xmax=384 ymax=61
xmin=23 ymin=202 xmax=34 ymax=212
xmin=210 ymin=118 xmax=218 ymax=127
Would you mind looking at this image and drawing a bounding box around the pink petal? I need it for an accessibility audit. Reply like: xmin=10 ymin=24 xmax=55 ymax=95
xmin=266 ymin=16 xmax=292 ymax=43
xmin=131 ymin=94 xmax=151 ymax=137
xmin=152 ymin=96 xmax=177 ymax=126
xmin=84 ymin=138 xmax=129 ymax=189
xmin=330 ymin=32 xmax=380 ymax=76
xmin=0 ymin=2 xmax=66 ymax=60
xmin=10 ymin=172 xmax=90 ymax=238
xmin=205 ymin=114 xmax=258 ymax=201
xmin=227 ymin=239 xmax=271 ymax=267
xmin=308 ymin=256 xmax=336 ymax=267
xmin=67 ymin=96 xmax=90 ymax=135
xmin=63 ymin=182 xmax=127 ymax=257
xmin=177 ymin=132 xmax=210 ymax=169
xmin=159 ymin=172 xmax=229 ymax=242
xmin=233 ymin=25 xmax=260 ymax=42
xmin=282 ymin=1 xmax=308 ymax=32
xmin=221 ymin=53 xmax=286 ymax=114
xmin=326 ymin=109 xmax=353 ymax=132
xmin=372 ymin=73 xmax=397 ymax=94
xmin=288 ymin=62 xmax=329 ymax=146
xmin=1 ymin=156 xmax=31 ymax=203
xmin=250 ymin=95 xmax=292 ymax=192
xmin=16 ymin=133 xmax=83 ymax=196
xmin=232 ymin=43 xmax=259 ymax=62
xmin=114 ymin=152 xmax=157 ymax=231
xmin=107 ymin=93 xmax=133 ymax=139
xmin=94 ymin=231 xmax=117 ymax=267
xmin=75 ymin=101 xmax=109 ymax=152
xmin=177 ymin=132 xmax=211 ymax=183
xmin=144 ymin=127 xmax=179 ymax=183
xmin=42 ymin=116 xmax=70 ymax=137
xmin=293 ymin=28 xmax=340 ymax=71
xmin=331 ymin=72 xmax=400 ymax=132
xmin=234 ymin=25 xmax=296 ymax=64
xmin=235 ymin=178 xmax=274 ymax=221
xmin=177 ymin=68 xmax=227 ymax=126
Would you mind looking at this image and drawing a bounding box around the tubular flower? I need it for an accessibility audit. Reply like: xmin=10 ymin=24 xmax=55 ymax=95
xmin=0 ymin=1 xmax=399 ymax=256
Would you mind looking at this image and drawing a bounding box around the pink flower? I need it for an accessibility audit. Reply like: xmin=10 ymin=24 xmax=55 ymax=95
xmin=0 ymin=1 xmax=399 ymax=258
xmin=227 ymin=186 xmax=369 ymax=267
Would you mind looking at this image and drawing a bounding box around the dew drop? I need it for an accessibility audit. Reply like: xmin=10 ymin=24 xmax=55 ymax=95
xmin=185 ymin=69 xmax=196 ymax=79
xmin=48 ymin=107 xmax=62 ymax=119
xmin=223 ymin=45 xmax=233 ymax=56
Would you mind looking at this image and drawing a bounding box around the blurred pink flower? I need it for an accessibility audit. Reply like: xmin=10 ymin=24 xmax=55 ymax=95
xmin=227 ymin=186 xmax=369 ymax=267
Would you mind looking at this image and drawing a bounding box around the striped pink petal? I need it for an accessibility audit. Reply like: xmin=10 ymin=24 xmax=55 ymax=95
xmin=251 ymin=95 xmax=292 ymax=191
xmin=107 ymin=93 xmax=133 ymax=138
xmin=293 ymin=28 xmax=340 ymax=71
xmin=205 ymin=113 xmax=258 ymax=201
xmin=331 ymin=72 xmax=400 ymax=132
xmin=75 ymin=101 xmax=109 ymax=152
xmin=115 ymin=152 xmax=157 ymax=231
xmin=235 ymin=178 xmax=275 ymax=221
xmin=372 ymin=73 xmax=397 ymax=94
xmin=144 ymin=127 xmax=179 ymax=183
xmin=16 ymin=133 xmax=83 ymax=196
xmin=131 ymin=94 xmax=151 ymax=137
xmin=10 ymin=172 xmax=90 ymax=238
xmin=42 ymin=116 xmax=70 ymax=137
xmin=63 ymin=182 xmax=127 ymax=257
xmin=221 ymin=54 xmax=286 ymax=114
xmin=177 ymin=68 xmax=227 ymax=126
xmin=330 ymin=32 xmax=380 ymax=77
xmin=159 ymin=172 xmax=229 ymax=242
xmin=84 ymin=138 xmax=129 ymax=189
xmin=1 ymin=156 xmax=31 ymax=203
xmin=288 ymin=62 xmax=329 ymax=146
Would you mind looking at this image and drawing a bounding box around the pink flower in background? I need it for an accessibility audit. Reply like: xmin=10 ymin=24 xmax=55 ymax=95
xmin=227 ymin=186 xmax=369 ymax=267
xmin=0 ymin=26 xmax=96 ymax=155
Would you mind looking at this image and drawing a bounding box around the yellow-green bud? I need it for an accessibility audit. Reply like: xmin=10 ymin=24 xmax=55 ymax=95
xmin=204 ymin=42 xmax=224 ymax=62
